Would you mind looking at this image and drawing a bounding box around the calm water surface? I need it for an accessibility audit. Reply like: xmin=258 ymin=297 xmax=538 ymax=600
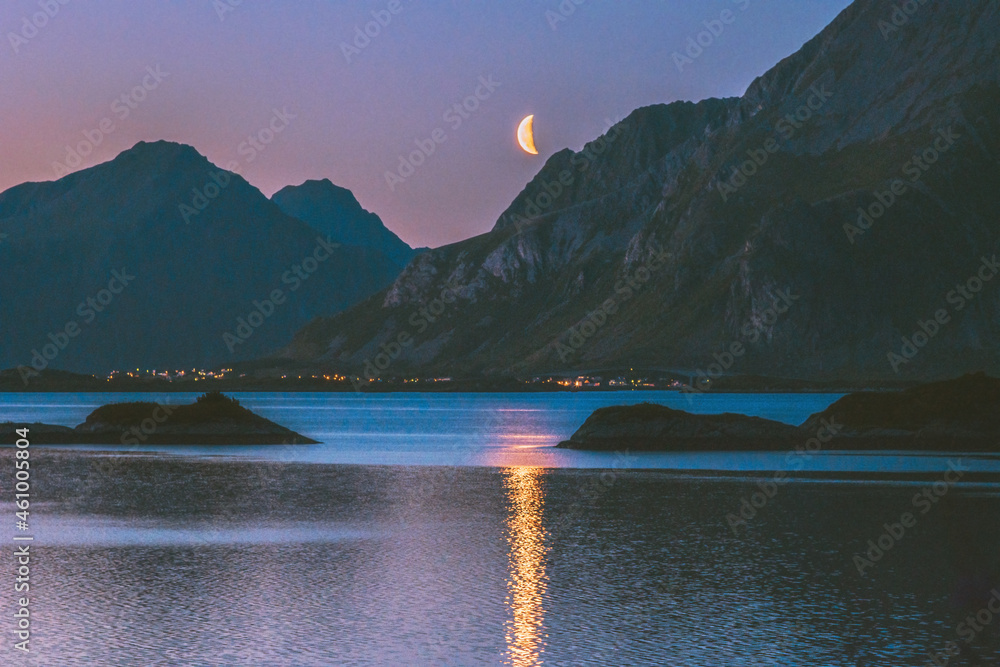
xmin=2 ymin=392 xmax=1000 ymax=665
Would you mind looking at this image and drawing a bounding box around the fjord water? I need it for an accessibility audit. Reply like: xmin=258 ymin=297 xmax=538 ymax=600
xmin=3 ymin=392 xmax=1000 ymax=666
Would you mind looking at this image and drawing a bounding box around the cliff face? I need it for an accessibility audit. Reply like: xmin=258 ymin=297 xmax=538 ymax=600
xmin=0 ymin=142 xmax=404 ymax=373
xmin=283 ymin=0 xmax=1000 ymax=382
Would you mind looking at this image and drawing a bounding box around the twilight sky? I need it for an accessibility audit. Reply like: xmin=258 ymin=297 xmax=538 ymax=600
xmin=0 ymin=0 xmax=852 ymax=248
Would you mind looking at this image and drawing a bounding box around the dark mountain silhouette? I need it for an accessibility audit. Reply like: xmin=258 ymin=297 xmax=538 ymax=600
xmin=278 ymin=0 xmax=1000 ymax=384
xmin=0 ymin=141 xmax=404 ymax=374
xmin=271 ymin=179 xmax=421 ymax=269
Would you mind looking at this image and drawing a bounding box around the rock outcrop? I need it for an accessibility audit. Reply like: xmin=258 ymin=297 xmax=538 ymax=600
xmin=1 ymin=392 xmax=317 ymax=444
xmin=558 ymin=374 xmax=1000 ymax=452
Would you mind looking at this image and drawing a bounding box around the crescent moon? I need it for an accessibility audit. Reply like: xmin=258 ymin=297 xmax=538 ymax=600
xmin=517 ymin=115 xmax=538 ymax=155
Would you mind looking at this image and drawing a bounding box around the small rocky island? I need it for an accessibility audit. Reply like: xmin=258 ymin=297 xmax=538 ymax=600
xmin=557 ymin=373 xmax=1000 ymax=452
xmin=1 ymin=391 xmax=318 ymax=445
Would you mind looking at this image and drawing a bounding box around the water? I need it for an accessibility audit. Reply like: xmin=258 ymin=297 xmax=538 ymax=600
xmin=2 ymin=392 xmax=1000 ymax=665
xmin=1 ymin=391 xmax=842 ymax=468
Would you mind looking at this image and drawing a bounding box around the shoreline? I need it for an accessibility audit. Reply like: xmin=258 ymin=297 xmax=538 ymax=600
xmin=0 ymin=385 xmax=881 ymax=395
xmin=0 ymin=370 xmax=916 ymax=394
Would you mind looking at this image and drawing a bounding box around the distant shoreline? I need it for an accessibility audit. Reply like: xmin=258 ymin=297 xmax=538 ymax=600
xmin=0 ymin=367 xmax=921 ymax=394
xmin=0 ymin=370 xmax=911 ymax=395
xmin=0 ymin=386 xmax=862 ymax=394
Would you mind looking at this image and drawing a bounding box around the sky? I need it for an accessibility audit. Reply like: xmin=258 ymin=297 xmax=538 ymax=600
xmin=0 ymin=0 xmax=853 ymax=249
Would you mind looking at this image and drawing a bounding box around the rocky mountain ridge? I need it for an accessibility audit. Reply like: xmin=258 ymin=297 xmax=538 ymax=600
xmin=0 ymin=141 xmax=407 ymax=374
xmin=278 ymin=0 xmax=1000 ymax=383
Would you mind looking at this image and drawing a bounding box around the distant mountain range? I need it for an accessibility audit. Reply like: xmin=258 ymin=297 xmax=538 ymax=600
xmin=0 ymin=141 xmax=417 ymax=375
xmin=275 ymin=0 xmax=1000 ymax=384
xmin=3 ymin=0 xmax=998 ymax=385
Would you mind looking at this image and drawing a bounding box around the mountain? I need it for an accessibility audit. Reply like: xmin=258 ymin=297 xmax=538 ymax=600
xmin=277 ymin=0 xmax=1000 ymax=384
xmin=0 ymin=141 xmax=404 ymax=375
xmin=271 ymin=179 xmax=421 ymax=269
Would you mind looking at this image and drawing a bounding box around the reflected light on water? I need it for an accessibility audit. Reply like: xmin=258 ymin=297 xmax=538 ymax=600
xmin=502 ymin=466 xmax=549 ymax=666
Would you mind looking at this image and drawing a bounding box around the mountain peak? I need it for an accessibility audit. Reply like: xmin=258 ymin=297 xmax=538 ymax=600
xmin=97 ymin=140 xmax=217 ymax=183
xmin=280 ymin=0 xmax=1000 ymax=382
xmin=271 ymin=180 xmax=417 ymax=268
xmin=119 ymin=139 xmax=205 ymax=162
xmin=0 ymin=140 xmax=406 ymax=373
xmin=279 ymin=178 xmax=363 ymax=210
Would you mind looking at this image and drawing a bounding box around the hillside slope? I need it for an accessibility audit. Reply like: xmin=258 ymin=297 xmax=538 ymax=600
xmin=0 ymin=141 xmax=403 ymax=373
xmin=279 ymin=0 xmax=1000 ymax=383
